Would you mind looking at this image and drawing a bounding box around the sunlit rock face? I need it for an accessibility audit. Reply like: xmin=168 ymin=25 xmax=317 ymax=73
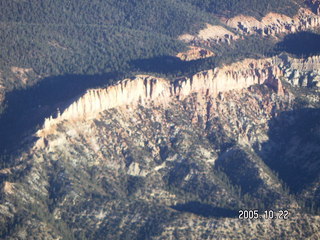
xmin=38 ymin=57 xmax=284 ymax=137
xmin=179 ymin=8 xmax=320 ymax=48
xmin=4 ymin=52 xmax=320 ymax=240
xmin=38 ymin=54 xmax=320 ymax=138
xmin=279 ymin=55 xmax=320 ymax=87
xmin=176 ymin=46 xmax=215 ymax=61
xmin=178 ymin=24 xmax=239 ymax=46
xmin=226 ymin=8 xmax=320 ymax=36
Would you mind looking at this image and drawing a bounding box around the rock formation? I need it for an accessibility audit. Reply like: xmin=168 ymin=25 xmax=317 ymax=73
xmin=38 ymin=54 xmax=320 ymax=138
xmin=226 ymin=8 xmax=320 ymax=37
xmin=176 ymin=46 xmax=214 ymax=61
xmin=11 ymin=67 xmax=34 ymax=85
xmin=8 ymin=71 xmax=320 ymax=239
xmin=179 ymin=7 xmax=320 ymax=49
xmin=279 ymin=54 xmax=320 ymax=87
xmin=178 ymin=24 xmax=239 ymax=47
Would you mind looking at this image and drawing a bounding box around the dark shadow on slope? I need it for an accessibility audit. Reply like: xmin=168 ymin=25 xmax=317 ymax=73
xmin=171 ymin=201 xmax=238 ymax=218
xmin=259 ymin=108 xmax=320 ymax=194
xmin=277 ymin=32 xmax=320 ymax=57
xmin=0 ymin=72 xmax=121 ymax=155
xmin=130 ymin=55 xmax=217 ymax=77
xmin=214 ymin=147 xmax=264 ymax=194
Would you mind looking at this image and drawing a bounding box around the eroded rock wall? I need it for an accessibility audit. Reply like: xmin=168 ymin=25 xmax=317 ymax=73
xmin=38 ymin=57 xmax=291 ymax=137
xmin=37 ymin=54 xmax=320 ymax=138
xmin=226 ymin=8 xmax=320 ymax=36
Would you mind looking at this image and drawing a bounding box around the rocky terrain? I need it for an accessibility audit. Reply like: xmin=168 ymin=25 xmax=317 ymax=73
xmin=1 ymin=1 xmax=320 ymax=239
xmin=177 ymin=5 xmax=320 ymax=58
xmin=37 ymin=54 xmax=320 ymax=138
xmin=178 ymin=24 xmax=239 ymax=47
xmin=0 ymin=53 xmax=319 ymax=239
xmin=176 ymin=46 xmax=215 ymax=61
xmin=226 ymin=8 xmax=320 ymax=36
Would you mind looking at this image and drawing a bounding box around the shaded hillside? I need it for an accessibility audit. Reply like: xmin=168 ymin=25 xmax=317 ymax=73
xmin=260 ymin=107 xmax=320 ymax=202
xmin=0 ymin=72 xmax=121 ymax=155
xmin=277 ymin=32 xmax=320 ymax=57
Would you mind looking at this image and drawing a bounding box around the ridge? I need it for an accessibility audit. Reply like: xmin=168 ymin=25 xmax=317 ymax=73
xmin=37 ymin=55 xmax=320 ymax=138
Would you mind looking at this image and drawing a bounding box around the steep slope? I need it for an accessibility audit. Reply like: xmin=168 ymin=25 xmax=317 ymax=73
xmin=1 ymin=1 xmax=320 ymax=239
xmin=37 ymin=54 xmax=320 ymax=139
xmin=37 ymin=57 xmax=284 ymax=137
xmin=0 ymin=54 xmax=319 ymax=239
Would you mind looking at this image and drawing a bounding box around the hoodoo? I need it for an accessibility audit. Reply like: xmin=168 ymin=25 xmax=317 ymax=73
xmin=38 ymin=54 xmax=320 ymax=137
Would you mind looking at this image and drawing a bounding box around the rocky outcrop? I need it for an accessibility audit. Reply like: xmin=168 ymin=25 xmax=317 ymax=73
xmin=178 ymin=24 xmax=239 ymax=47
xmin=279 ymin=54 xmax=320 ymax=87
xmin=180 ymin=8 xmax=320 ymax=47
xmin=176 ymin=46 xmax=214 ymax=61
xmin=42 ymin=75 xmax=170 ymax=126
xmin=11 ymin=67 xmax=35 ymax=85
xmin=226 ymin=8 xmax=320 ymax=36
xmin=174 ymin=58 xmax=282 ymax=98
xmin=7 ymin=78 xmax=320 ymax=239
xmin=38 ymin=57 xmax=285 ymax=137
xmin=2 ymin=182 xmax=14 ymax=195
xmin=37 ymin=54 xmax=320 ymax=138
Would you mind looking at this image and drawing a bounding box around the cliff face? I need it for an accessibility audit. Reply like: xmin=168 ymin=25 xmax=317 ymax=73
xmin=179 ymin=7 xmax=320 ymax=49
xmin=279 ymin=55 xmax=320 ymax=87
xmin=38 ymin=57 xmax=286 ymax=137
xmin=40 ymin=76 xmax=171 ymax=135
xmin=38 ymin=54 xmax=320 ymax=138
xmin=16 ymin=70 xmax=319 ymax=239
xmin=2 ymin=53 xmax=320 ymax=240
xmin=226 ymin=8 xmax=320 ymax=36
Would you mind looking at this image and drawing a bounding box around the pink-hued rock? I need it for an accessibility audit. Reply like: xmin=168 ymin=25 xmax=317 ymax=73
xmin=37 ymin=57 xmax=292 ymax=137
xmin=226 ymin=8 xmax=320 ymax=36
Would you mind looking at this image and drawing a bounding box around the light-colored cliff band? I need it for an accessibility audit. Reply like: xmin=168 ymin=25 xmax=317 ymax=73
xmin=37 ymin=55 xmax=320 ymax=138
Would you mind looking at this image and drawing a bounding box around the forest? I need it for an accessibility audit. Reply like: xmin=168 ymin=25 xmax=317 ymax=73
xmin=185 ymin=0 xmax=303 ymax=18
xmin=0 ymin=0 xmax=305 ymax=92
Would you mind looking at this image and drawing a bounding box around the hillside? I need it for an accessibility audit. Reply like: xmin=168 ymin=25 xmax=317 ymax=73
xmin=0 ymin=0 xmax=307 ymax=96
xmin=0 ymin=56 xmax=320 ymax=239
xmin=184 ymin=0 xmax=302 ymax=18
xmin=0 ymin=1 xmax=320 ymax=239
